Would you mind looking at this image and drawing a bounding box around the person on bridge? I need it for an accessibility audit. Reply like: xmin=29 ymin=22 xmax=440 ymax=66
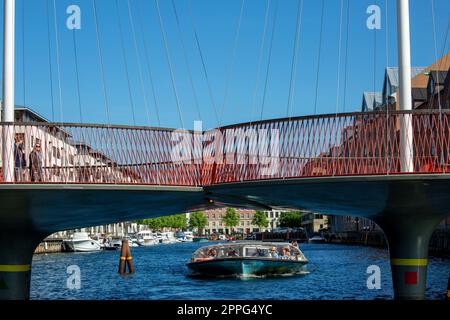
xmin=29 ymin=143 xmax=43 ymax=182
xmin=14 ymin=135 xmax=26 ymax=182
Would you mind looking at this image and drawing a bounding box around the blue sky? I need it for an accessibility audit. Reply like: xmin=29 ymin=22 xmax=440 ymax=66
xmin=2 ymin=0 xmax=449 ymax=130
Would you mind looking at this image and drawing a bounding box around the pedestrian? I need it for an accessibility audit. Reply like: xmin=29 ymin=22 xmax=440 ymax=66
xmin=14 ymin=135 xmax=26 ymax=182
xmin=29 ymin=143 xmax=43 ymax=182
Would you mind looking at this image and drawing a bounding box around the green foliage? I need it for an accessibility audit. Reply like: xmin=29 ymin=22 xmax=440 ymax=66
xmin=223 ymin=208 xmax=240 ymax=228
xmin=189 ymin=211 xmax=208 ymax=231
xmin=252 ymin=211 xmax=269 ymax=228
xmin=279 ymin=211 xmax=303 ymax=228
xmin=137 ymin=213 xmax=187 ymax=230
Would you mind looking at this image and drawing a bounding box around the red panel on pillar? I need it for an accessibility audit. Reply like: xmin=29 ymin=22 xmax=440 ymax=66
xmin=404 ymin=271 xmax=418 ymax=285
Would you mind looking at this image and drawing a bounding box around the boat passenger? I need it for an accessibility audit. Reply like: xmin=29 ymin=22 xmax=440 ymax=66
xmin=281 ymin=247 xmax=291 ymax=260
xmin=269 ymin=247 xmax=279 ymax=259
xmin=208 ymin=248 xmax=218 ymax=258
xmin=290 ymin=240 xmax=299 ymax=249
xmin=227 ymin=248 xmax=239 ymax=257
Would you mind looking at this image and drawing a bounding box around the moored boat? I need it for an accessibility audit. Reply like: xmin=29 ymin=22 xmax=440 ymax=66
xmin=136 ymin=231 xmax=159 ymax=246
xmin=62 ymin=232 xmax=103 ymax=252
xmin=308 ymin=234 xmax=325 ymax=244
xmin=187 ymin=242 xmax=308 ymax=277
xmin=193 ymin=236 xmax=209 ymax=243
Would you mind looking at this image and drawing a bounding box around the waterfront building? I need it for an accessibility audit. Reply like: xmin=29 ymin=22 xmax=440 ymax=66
xmin=202 ymin=208 xmax=285 ymax=235
xmin=300 ymin=213 xmax=328 ymax=235
xmin=328 ymin=216 xmax=379 ymax=233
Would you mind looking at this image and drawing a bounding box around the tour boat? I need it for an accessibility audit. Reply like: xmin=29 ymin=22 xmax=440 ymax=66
xmin=62 ymin=232 xmax=103 ymax=252
xmin=187 ymin=242 xmax=308 ymax=277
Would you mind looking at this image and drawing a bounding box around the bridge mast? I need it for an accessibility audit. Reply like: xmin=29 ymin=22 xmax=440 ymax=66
xmin=396 ymin=0 xmax=414 ymax=172
xmin=2 ymin=0 xmax=15 ymax=182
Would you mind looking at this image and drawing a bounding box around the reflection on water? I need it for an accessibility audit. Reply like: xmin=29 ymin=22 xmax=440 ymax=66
xmin=30 ymin=242 xmax=450 ymax=300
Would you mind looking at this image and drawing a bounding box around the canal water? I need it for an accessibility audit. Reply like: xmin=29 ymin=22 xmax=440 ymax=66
xmin=30 ymin=242 xmax=450 ymax=300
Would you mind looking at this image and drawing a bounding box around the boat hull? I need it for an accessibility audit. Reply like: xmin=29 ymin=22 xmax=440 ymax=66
xmin=62 ymin=240 xmax=102 ymax=252
xmin=187 ymin=258 xmax=308 ymax=277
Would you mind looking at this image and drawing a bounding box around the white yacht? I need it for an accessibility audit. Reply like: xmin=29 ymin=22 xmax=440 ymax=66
xmin=158 ymin=231 xmax=178 ymax=244
xmin=308 ymin=234 xmax=326 ymax=244
xmin=136 ymin=231 xmax=159 ymax=246
xmin=62 ymin=232 xmax=103 ymax=252
xmin=176 ymin=231 xmax=194 ymax=242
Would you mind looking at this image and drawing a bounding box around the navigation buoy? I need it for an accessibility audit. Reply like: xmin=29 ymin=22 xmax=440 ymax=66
xmin=118 ymin=240 xmax=134 ymax=274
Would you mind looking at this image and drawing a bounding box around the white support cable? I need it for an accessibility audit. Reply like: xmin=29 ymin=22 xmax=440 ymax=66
xmin=187 ymin=0 xmax=219 ymax=125
xmin=52 ymin=0 xmax=64 ymax=124
xmin=250 ymin=0 xmax=271 ymax=123
xmin=136 ymin=0 xmax=161 ymax=127
xmin=45 ymin=0 xmax=55 ymax=121
xmin=155 ymin=0 xmax=185 ymax=129
xmin=287 ymin=0 xmax=304 ymax=119
xmin=22 ymin=0 xmax=25 ymax=107
xmin=335 ymin=0 xmax=344 ymax=115
xmin=260 ymin=0 xmax=279 ymax=121
xmin=374 ymin=0 xmax=378 ymax=98
xmin=71 ymin=30 xmax=83 ymax=123
xmin=171 ymin=0 xmax=202 ymax=121
xmin=385 ymin=0 xmax=390 ymax=174
xmin=430 ymin=0 xmax=441 ymax=111
xmin=313 ymin=0 xmax=325 ymax=115
xmin=219 ymin=0 xmax=246 ymax=126
xmin=342 ymin=0 xmax=350 ymax=112
xmin=115 ymin=0 xmax=136 ymax=125
xmin=127 ymin=0 xmax=152 ymax=127
xmin=92 ymin=0 xmax=111 ymax=125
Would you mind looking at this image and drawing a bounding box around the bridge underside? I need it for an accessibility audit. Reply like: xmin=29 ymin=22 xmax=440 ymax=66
xmin=207 ymin=174 xmax=449 ymax=300
xmin=0 ymin=174 xmax=449 ymax=300
xmin=0 ymin=185 xmax=206 ymax=233
xmin=206 ymin=174 xmax=450 ymax=219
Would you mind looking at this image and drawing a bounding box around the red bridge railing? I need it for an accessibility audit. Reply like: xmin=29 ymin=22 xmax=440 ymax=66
xmin=0 ymin=110 xmax=449 ymax=186
xmin=204 ymin=110 xmax=450 ymax=184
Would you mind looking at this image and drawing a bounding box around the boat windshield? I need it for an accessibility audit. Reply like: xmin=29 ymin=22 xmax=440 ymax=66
xmin=191 ymin=243 xmax=306 ymax=262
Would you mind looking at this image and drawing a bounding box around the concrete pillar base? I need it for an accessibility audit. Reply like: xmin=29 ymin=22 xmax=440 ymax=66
xmin=376 ymin=214 xmax=443 ymax=300
xmin=0 ymin=230 xmax=45 ymax=300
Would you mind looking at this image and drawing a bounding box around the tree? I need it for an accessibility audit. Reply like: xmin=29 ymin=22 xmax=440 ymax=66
xmin=136 ymin=213 xmax=187 ymax=230
xmin=279 ymin=211 xmax=303 ymax=228
xmin=189 ymin=211 xmax=208 ymax=235
xmin=252 ymin=211 xmax=269 ymax=230
xmin=223 ymin=208 xmax=240 ymax=233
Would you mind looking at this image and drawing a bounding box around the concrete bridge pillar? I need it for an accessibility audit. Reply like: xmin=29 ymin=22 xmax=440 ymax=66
xmin=376 ymin=214 xmax=443 ymax=300
xmin=0 ymin=229 xmax=45 ymax=300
